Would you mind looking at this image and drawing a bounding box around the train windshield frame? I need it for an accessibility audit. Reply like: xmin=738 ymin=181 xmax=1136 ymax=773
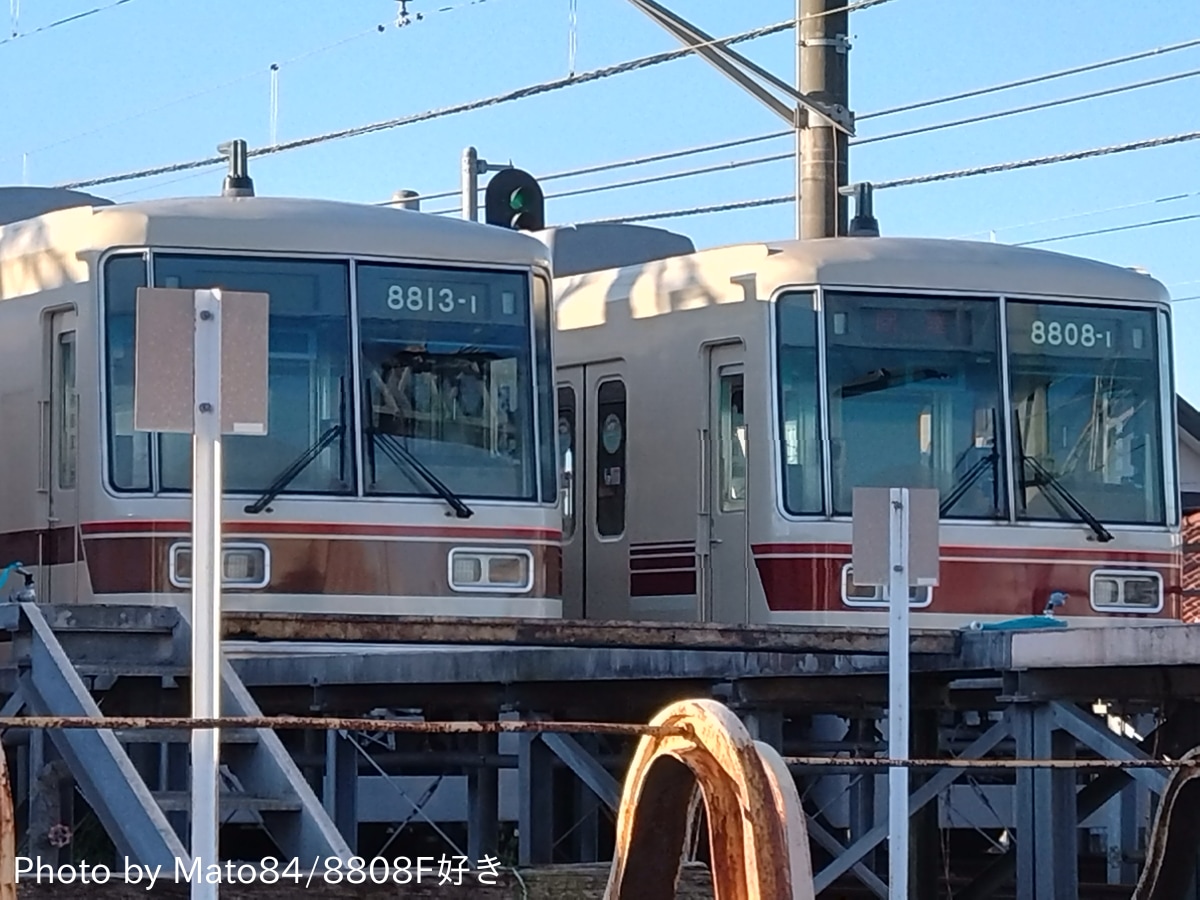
xmin=773 ymin=288 xmax=1171 ymax=528
xmin=821 ymin=291 xmax=1007 ymax=520
xmin=1006 ymin=300 xmax=1167 ymax=528
xmin=101 ymin=252 xmax=554 ymax=505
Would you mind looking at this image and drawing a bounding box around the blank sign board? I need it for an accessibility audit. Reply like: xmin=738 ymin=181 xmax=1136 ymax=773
xmin=851 ymin=487 xmax=940 ymax=587
xmin=133 ymin=287 xmax=269 ymax=435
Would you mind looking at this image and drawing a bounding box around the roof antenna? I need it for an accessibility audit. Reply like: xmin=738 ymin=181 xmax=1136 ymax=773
xmin=840 ymin=182 xmax=879 ymax=237
xmin=217 ymin=139 xmax=254 ymax=198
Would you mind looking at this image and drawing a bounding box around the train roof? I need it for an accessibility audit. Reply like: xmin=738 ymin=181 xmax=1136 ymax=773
xmin=556 ymin=235 xmax=1170 ymax=305
xmin=0 ymin=194 xmax=551 ymax=271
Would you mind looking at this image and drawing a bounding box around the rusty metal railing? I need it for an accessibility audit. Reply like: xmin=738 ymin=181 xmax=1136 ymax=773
xmin=0 ymin=710 xmax=1196 ymax=899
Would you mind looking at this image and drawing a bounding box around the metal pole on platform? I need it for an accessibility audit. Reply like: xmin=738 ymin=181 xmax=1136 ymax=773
xmin=191 ymin=289 xmax=223 ymax=900
xmin=887 ymin=487 xmax=910 ymax=900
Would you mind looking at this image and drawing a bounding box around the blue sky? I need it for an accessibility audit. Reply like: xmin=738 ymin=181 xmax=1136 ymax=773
xmin=5 ymin=0 xmax=1200 ymax=395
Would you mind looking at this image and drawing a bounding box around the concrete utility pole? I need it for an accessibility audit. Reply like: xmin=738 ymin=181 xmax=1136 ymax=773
xmin=623 ymin=0 xmax=854 ymax=241
xmin=799 ymin=0 xmax=850 ymax=239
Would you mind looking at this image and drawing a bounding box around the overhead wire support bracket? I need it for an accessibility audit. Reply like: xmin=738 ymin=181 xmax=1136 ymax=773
xmin=623 ymin=0 xmax=855 ymax=135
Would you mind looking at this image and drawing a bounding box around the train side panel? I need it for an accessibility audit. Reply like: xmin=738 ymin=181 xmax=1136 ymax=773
xmin=555 ymin=247 xmax=770 ymax=622
xmin=0 ymin=215 xmax=97 ymax=604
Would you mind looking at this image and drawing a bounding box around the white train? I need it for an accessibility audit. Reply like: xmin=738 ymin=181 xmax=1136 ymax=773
xmin=545 ymin=225 xmax=1181 ymax=627
xmin=0 ymin=186 xmax=562 ymax=617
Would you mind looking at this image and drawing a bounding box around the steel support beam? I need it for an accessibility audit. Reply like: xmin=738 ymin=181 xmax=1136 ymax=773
xmin=1053 ymin=701 xmax=1169 ymax=794
xmin=323 ymin=731 xmax=358 ymax=853
xmin=741 ymin=708 xmax=785 ymax=750
xmin=518 ymin=732 xmax=555 ymax=865
xmin=807 ymin=817 xmax=888 ymax=899
xmin=813 ymin=714 xmax=1012 ymax=891
xmin=847 ymin=718 xmax=878 ymax=873
xmin=541 ymin=731 xmax=622 ymax=812
xmin=622 ymin=0 xmax=854 ymax=241
xmin=467 ymin=733 xmax=499 ymax=864
xmin=18 ymin=604 xmax=185 ymax=868
xmin=958 ymin=768 xmax=1138 ymax=900
xmin=570 ymin=735 xmax=602 ymax=863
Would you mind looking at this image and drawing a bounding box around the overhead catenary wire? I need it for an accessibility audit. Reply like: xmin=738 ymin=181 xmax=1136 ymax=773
xmin=403 ymin=130 xmax=794 ymax=206
xmin=1013 ymin=212 xmax=1200 ymax=247
xmin=862 ymin=34 xmax=1200 ymax=121
xmin=874 ymin=129 xmax=1200 ymax=189
xmin=852 ymin=65 xmax=1200 ymax=147
xmin=954 ymin=188 xmax=1200 ymax=239
xmin=48 ymin=17 xmax=1200 ymax=194
xmin=5 ymin=0 xmax=499 ymax=167
xmin=426 ymin=150 xmax=796 ymax=214
xmin=427 ymin=65 xmax=1200 ymax=215
xmin=0 ymin=0 xmax=133 ymax=46
xmin=55 ymin=17 xmax=800 ymax=191
xmin=398 ymin=41 xmax=1200 ymax=209
xmin=583 ymin=129 xmax=1200 ymax=225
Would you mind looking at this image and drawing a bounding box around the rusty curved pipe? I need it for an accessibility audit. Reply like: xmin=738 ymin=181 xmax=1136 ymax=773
xmin=0 ymin=747 xmax=14 ymax=900
xmin=604 ymin=698 xmax=814 ymax=900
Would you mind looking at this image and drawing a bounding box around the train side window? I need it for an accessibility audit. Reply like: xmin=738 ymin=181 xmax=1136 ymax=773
xmin=558 ymin=386 xmax=577 ymax=539
xmin=775 ymin=291 xmax=823 ymax=515
xmin=56 ymin=332 xmax=78 ymax=490
xmin=102 ymin=254 xmax=152 ymax=491
xmin=595 ymin=379 xmax=626 ymax=538
xmin=719 ymin=373 xmax=746 ymax=512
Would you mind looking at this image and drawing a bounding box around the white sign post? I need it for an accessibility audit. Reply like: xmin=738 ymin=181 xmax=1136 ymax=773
xmin=852 ymin=487 xmax=939 ymax=900
xmin=190 ymin=291 xmax=222 ymax=898
xmin=135 ymin=287 xmax=269 ymax=900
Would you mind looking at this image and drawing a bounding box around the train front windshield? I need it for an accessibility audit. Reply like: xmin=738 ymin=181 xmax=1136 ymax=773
xmin=775 ymin=291 xmax=1170 ymax=527
xmin=103 ymin=254 xmax=556 ymax=504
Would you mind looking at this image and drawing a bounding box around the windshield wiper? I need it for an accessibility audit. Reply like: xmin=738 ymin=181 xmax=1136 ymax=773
xmin=244 ymin=425 xmax=345 ymax=514
xmin=1012 ymin=414 xmax=1113 ymax=542
xmin=939 ymin=449 xmax=999 ymax=517
xmin=1020 ymin=454 xmax=1113 ymax=542
xmin=372 ymin=431 xmax=474 ymax=518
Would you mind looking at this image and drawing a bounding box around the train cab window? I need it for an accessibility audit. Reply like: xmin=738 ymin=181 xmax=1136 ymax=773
xmin=558 ymin=386 xmax=577 ymax=539
xmin=718 ymin=374 xmax=746 ymax=512
xmin=355 ymin=264 xmax=538 ymax=501
xmin=152 ymin=255 xmax=356 ymax=497
xmin=824 ymin=292 xmax=1006 ymax=519
xmin=774 ymin=292 xmax=823 ymax=515
xmin=102 ymin=254 xmax=152 ymax=491
xmin=595 ymin=379 xmax=626 ymax=537
xmin=1006 ymin=301 xmax=1166 ymax=526
xmin=55 ymin=331 xmax=78 ymax=490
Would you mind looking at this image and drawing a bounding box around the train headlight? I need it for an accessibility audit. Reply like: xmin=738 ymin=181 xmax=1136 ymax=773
xmin=1089 ymin=570 xmax=1162 ymax=612
xmin=448 ymin=548 xmax=533 ymax=593
xmin=451 ymin=555 xmax=484 ymax=586
xmin=169 ymin=542 xmax=270 ymax=590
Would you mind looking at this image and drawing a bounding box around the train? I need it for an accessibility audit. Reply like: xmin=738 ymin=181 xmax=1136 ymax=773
xmin=544 ymin=223 xmax=1181 ymax=627
xmin=0 ymin=185 xmax=562 ymax=617
xmin=0 ymin=177 xmax=1181 ymax=629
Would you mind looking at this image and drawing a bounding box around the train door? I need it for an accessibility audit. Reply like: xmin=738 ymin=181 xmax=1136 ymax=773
xmin=557 ymin=378 xmax=583 ymax=619
xmin=47 ymin=309 xmax=79 ymax=602
xmin=704 ymin=343 xmax=748 ymax=624
xmin=557 ymin=362 xmax=629 ymax=621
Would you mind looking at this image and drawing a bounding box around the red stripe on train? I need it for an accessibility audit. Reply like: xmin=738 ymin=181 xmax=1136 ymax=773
xmin=754 ymin=556 xmax=1179 ymax=617
xmin=751 ymin=542 xmax=1178 ymax=562
xmin=80 ymin=520 xmax=562 ymax=541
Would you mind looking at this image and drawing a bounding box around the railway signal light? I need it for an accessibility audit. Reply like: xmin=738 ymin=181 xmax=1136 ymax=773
xmin=485 ymin=167 xmax=545 ymax=232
